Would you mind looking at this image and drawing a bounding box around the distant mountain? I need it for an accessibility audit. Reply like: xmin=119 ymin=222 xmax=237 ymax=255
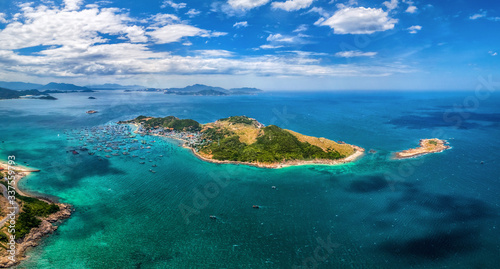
xmin=0 ymin=81 xmax=43 ymax=90
xmin=162 ymin=84 xmax=262 ymax=96
xmin=39 ymin=82 xmax=90 ymax=91
xmin=0 ymin=87 xmax=51 ymax=100
xmin=228 ymin=87 xmax=263 ymax=95
xmin=86 ymin=83 xmax=146 ymax=90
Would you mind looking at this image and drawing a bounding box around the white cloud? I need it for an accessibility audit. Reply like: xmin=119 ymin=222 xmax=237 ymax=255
xmin=405 ymin=5 xmax=417 ymax=13
xmin=196 ymin=50 xmax=234 ymax=57
xmin=233 ymin=21 xmax=249 ymax=28
xmin=148 ymin=24 xmax=226 ymax=44
xmin=293 ymin=24 xmax=308 ymax=32
xmin=320 ymin=7 xmax=398 ymax=34
xmin=469 ymin=10 xmax=487 ymax=20
xmin=161 ymin=1 xmax=187 ymax=10
xmin=0 ymin=1 xmax=414 ymax=82
xmin=0 ymin=13 xmax=8 ymax=23
xmin=259 ymin=44 xmax=284 ymax=49
xmin=150 ymin=13 xmax=180 ymax=26
xmin=403 ymin=0 xmax=417 ymax=13
xmin=64 ymin=0 xmax=84 ymax=11
xmin=0 ymin=5 xmax=150 ymax=49
xmin=383 ymin=0 xmax=398 ymax=10
xmin=335 ymin=50 xmax=377 ymax=58
xmin=407 ymin=25 xmax=421 ymax=34
xmin=266 ymin=33 xmax=308 ymax=44
xmin=227 ymin=0 xmax=270 ymax=10
xmin=271 ymin=0 xmax=314 ymax=11
xmin=186 ymin=9 xmax=200 ymax=17
xmin=489 ymin=51 xmax=497 ymax=56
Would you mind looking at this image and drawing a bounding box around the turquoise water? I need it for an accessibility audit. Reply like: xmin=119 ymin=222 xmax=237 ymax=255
xmin=1 ymin=90 xmax=499 ymax=268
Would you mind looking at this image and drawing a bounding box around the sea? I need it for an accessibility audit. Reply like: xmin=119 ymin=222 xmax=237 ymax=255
xmin=0 ymin=90 xmax=499 ymax=268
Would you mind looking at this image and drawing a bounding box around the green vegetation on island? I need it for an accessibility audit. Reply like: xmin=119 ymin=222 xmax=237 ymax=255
xmin=121 ymin=115 xmax=361 ymax=167
xmin=121 ymin=116 xmax=202 ymax=132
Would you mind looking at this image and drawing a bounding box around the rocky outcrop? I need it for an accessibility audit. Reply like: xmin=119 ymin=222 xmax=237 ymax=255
xmin=0 ymin=204 xmax=72 ymax=268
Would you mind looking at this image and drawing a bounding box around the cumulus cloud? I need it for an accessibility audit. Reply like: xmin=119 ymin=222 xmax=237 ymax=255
xmin=320 ymin=7 xmax=398 ymax=34
xmin=407 ymin=25 xmax=421 ymax=34
xmin=271 ymin=0 xmax=314 ymax=11
xmin=186 ymin=9 xmax=200 ymax=17
xmin=405 ymin=5 xmax=417 ymax=13
xmin=0 ymin=1 xmax=413 ymax=82
xmin=150 ymin=13 xmax=181 ymax=26
xmin=233 ymin=21 xmax=249 ymax=28
xmin=161 ymin=1 xmax=187 ymax=10
xmin=148 ymin=25 xmax=206 ymax=44
xmin=227 ymin=0 xmax=270 ymax=10
xmin=64 ymin=0 xmax=84 ymax=11
xmin=335 ymin=50 xmax=377 ymax=58
xmin=382 ymin=0 xmax=398 ymax=10
xmin=0 ymin=13 xmax=8 ymax=23
xmin=403 ymin=0 xmax=417 ymax=13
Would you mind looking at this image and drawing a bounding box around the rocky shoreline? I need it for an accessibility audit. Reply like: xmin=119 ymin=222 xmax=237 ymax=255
xmin=0 ymin=162 xmax=72 ymax=268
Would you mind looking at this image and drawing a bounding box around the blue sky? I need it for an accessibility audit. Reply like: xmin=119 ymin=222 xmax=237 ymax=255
xmin=0 ymin=0 xmax=498 ymax=90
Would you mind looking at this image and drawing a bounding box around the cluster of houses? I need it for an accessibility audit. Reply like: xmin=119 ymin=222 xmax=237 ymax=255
xmin=136 ymin=125 xmax=205 ymax=150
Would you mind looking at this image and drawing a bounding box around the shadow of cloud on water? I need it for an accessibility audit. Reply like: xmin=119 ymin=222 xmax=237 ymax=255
xmin=380 ymin=229 xmax=479 ymax=260
xmin=347 ymin=175 xmax=389 ymax=193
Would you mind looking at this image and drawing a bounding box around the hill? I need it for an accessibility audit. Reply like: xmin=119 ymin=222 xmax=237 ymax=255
xmin=0 ymin=81 xmax=43 ymax=90
xmin=38 ymin=82 xmax=90 ymax=91
xmin=0 ymin=87 xmax=53 ymax=100
xmin=86 ymin=83 xmax=146 ymax=90
xmin=161 ymin=84 xmax=262 ymax=96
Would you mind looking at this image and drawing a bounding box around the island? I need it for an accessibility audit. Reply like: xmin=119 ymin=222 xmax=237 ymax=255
xmin=0 ymin=161 xmax=72 ymax=267
xmin=118 ymin=115 xmax=364 ymax=168
xmin=136 ymin=84 xmax=262 ymax=96
xmin=394 ymin=138 xmax=450 ymax=159
xmin=0 ymin=87 xmax=56 ymax=100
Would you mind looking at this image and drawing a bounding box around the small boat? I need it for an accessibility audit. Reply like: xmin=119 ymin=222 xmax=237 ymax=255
xmin=271 ymin=186 xmax=276 ymax=189
xmin=149 ymin=169 xmax=156 ymax=173
xmin=209 ymin=215 xmax=217 ymax=220
xmin=252 ymin=205 xmax=260 ymax=209
xmin=72 ymin=150 xmax=79 ymax=155
xmin=152 ymin=164 xmax=157 ymax=167
xmin=105 ymin=155 xmax=111 ymax=158
xmin=139 ymin=162 xmax=145 ymax=164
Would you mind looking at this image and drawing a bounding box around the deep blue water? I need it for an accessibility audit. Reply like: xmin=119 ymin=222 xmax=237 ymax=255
xmin=0 ymin=90 xmax=499 ymax=268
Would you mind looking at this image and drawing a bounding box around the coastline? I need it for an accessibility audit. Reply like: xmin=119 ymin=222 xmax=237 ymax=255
xmin=0 ymin=161 xmax=72 ymax=268
xmin=186 ymin=144 xmax=365 ymax=169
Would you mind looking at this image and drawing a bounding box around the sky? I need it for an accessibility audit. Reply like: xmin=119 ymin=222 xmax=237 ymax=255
xmin=0 ymin=0 xmax=498 ymax=90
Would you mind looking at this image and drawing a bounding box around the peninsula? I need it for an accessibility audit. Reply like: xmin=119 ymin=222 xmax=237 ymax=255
xmin=394 ymin=138 xmax=450 ymax=159
xmin=118 ymin=115 xmax=364 ymax=168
